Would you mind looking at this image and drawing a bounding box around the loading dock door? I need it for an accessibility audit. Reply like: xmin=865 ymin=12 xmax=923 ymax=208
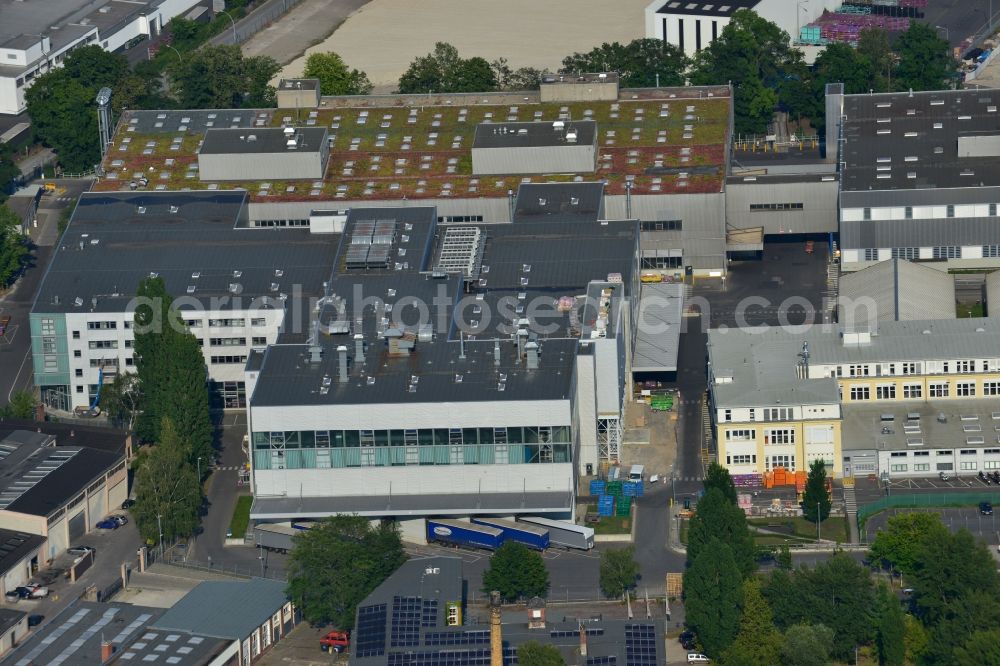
xmin=68 ymin=511 xmax=86 ymax=541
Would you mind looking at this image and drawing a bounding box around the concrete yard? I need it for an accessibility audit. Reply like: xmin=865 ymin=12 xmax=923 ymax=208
xmin=278 ymin=0 xmax=651 ymax=89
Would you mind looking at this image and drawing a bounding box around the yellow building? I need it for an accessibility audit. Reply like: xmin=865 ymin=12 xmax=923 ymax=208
xmin=707 ymin=318 xmax=1000 ymax=479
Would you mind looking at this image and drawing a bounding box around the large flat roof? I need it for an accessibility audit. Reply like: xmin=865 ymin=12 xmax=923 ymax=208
xmin=654 ymin=0 xmax=759 ymax=16
xmin=199 ymin=127 xmax=328 ymax=155
xmin=0 ymin=430 xmax=123 ymax=517
xmin=33 ymin=191 xmax=339 ymax=314
xmin=472 ymin=120 xmax=595 ymax=149
xmin=153 ymin=579 xmax=287 ymax=640
xmin=7 ymin=602 xmax=164 ymax=666
xmin=838 ymin=259 xmax=955 ymax=327
xmin=843 ymin=400 xmax=1000 ymax=452
xmin=250 ymin=205 xmax=637 ymax=408
xmin=512 ymin=182 xmax=604 ymax=223
xmin=632 ymin=282 xmax=685 ymax=373
xmin=841 ymin=88 xmax=1000 ymax=191
xmin=97 ymin=86 xmax=731 ymax=202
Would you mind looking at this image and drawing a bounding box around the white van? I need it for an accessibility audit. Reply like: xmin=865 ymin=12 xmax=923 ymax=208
xmin=628 ymin=465 xmax=645 ymax=482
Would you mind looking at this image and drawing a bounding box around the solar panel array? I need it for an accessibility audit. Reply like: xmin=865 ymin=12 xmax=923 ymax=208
xmin=434 ymin=226 xmax=483 ymax=277
xmin=624 ymin=624 xmax=657 ymax=666
xmin=346 ymin=219 xmax=397 ymax=269
xmin=386 ymin=646 xmax=518 ymax=666
xmin=356 ymin=603 xmax=388 ymax=657
xmin=391 ymin=596 xmax=422 ymax=648
xmin=422 ymin=599 xmax=439 ymax=627
xmin=587 ymin=657 xmax=617 ymax=665
xmin=423 ymin=629 xmax=490 ymax=646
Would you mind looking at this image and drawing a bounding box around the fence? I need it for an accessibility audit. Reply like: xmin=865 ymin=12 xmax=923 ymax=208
xmin=205 ymin=0 xmax=305 ymax=48
xmin=857 ymin=492 xmax=1000 ymax=526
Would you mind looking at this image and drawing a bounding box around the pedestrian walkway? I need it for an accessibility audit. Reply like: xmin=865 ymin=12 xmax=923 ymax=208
xmin=843 ymin=485 xmax=861 ymax=543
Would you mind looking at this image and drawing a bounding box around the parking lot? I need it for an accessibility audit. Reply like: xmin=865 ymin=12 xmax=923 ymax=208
xmin=863 ymin=506 xmax=1000 ymax=547
xmin=883 ymin=474 xmax=1000 ymax=491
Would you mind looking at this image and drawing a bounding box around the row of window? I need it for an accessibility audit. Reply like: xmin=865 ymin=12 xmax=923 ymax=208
xmin=254 ymin=426 xmax=572 ymax=449
xmin=438 ymin=215 xmax=484 ymax=223
xmin=839 ymin=360 xmax=1000 ymax=378
xmin=211 ymin=355 xmax=248 ymax=364
xmin=860 ymin=204 xmax=999 ymax=221
xmin=640 ymin=220 xmax=682 ymax=232
xmin=640 ymin=256 xmax=683 ymax=269
xmin=254 ymin=443 xmax=571 ymax=470
xmin=890 ymin=449 xmax=1000 ymax=458
xmin=862 ymin=246 xmax=1000 ymax=261
xmin=848 ymin=381 xmax=1000 ymax=400
xmin=749 ymin=203 xmax=804 ymax=212
xmin=891 ymin=462 xmax=1000 ymax=472
xmin=721 ymin=407 xmax=794 ymax=423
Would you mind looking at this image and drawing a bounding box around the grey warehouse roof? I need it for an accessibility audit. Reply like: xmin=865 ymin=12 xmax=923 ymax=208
xmin=33 ymin=191 xmax=338 ymax=314
xmin=0 ymin=430 xmax=123 ymax=517
xmin=632 ymin=282 xmax=685 ymax=373
xmin=513 ymin=182 xmax=604 ymax=224
xmin=153 ymin=579 xmax=288 ymax=640
xmin=842 ymin=400 xmax=1000 ymax=452
xmin=654 ymin=0 xmax=760 ymax=16
xmin=124 ymin=109 xmax=264 ymax=134
xmin=473 ymin=120 xmax=596 ymax=149
xmin=838 ymin=259 xmax=955 ymax=327
xmin=199 ymin=127 xmax=328 ymax=154
xmin=7 ymin=602 xmax=165 ymax=665
xmin=841 ymin=88 xmax=1000 ymax=191
xmin=0 ymin=528 xmax=44 ymax=576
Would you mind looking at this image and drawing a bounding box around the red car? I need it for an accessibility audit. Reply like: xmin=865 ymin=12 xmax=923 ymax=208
xmin=320 ymin=630 xmax=350 ymax=653
xmin=805 ymin=240 xmax=815 ymax=254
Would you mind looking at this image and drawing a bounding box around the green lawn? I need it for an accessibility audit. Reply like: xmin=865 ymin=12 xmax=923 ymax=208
xmin=748 ymin=516 xmax=849 ymax=544
xmin=957 ymin=302 xmax=985 ymax=318
xmin=228 ymin=495 xmax=252 ymax=539
xmin=585 ymin=506 xmax=632 ymax=535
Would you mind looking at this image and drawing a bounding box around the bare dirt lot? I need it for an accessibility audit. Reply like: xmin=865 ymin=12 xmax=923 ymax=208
xmin=278 ymin=0 xmax=651 ymax=89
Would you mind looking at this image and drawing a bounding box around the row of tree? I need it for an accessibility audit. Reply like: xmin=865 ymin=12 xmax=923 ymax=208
xmin=394 ymin=14 xmax=953 ymax=134
xmin=0 ymin=205 xmax=28 ymax=290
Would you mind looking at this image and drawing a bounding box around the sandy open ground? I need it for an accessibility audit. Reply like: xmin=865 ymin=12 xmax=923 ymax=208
xmin=278 ymin=0 xmax=651 ymax=89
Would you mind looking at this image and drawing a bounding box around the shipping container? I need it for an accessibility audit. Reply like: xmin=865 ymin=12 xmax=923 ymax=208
xmin=426 ymin=518 xmax=504 ymax=550
xmin=517 ymin=516 xmax=595 ymax=550
xmin=471 ymin=517 xmax=550 ymax=550
xmin=254 ymin=524 xmax=299 ymax=553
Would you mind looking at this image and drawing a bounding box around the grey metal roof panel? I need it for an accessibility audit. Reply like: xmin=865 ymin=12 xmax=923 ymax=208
xmin=473 ymin=120 xmax=596 ymax=149
xmin=152 ymin=579 xmax=288 ymax=640
xmin=840 ymin=217 xmax=1000 ymax=249
xmin=838 ymin=259 xmax=955 ymax=325
xmin=512 ymin=182 xmax=604 ymax=223
xmin=654 ymin=0 xmax=760 ymax=16
xmin=632 ymin=282 xmax=684 ymax=372
xmin=33 ymin=191 xmax=338 ymax=314
xmin=0 ymin=529 xmax=44 ymax=576
xmin=199 ymin=127 xmax=328 ymax=154
xmin=842 ymin=399 xmax=1000 ymax=452
xmin=842 ymin=89 xmax=1000 ymax=191
xmin=251 ymin=491 xmax=573 ymax=518
xmin=125 ymin=109 xmax=263 ymax=134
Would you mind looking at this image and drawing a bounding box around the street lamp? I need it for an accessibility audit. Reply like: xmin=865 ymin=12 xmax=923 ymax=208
xmin=258 ymin=543 xmax=265 ymax=577
xmin=156 ymin=513 xmax=163 ymax=559
xmin=817 ymin=502 xmax=821 ymax=541
xmin=220 ymin=10 xmax=238 ymax=45
xmin=197 ymin=456 xmax=203 ymax=482
xmin=796 ymin=1 xmax=809 ymax=40
xmin=163 ymin=44 xmax=183 ymax=64
xmin=935 ymin=25 xmax=950 ymax=42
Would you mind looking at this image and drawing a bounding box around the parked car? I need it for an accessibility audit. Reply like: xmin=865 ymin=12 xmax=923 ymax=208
xmin=981 ymin=501 xmax=993 ymax=516
xmin=4 ymin=590 xmax=20 ymax=603
xmin=112 ymin=515 xmax=128 ymax=526
xmin=939 ymin=471 xmax=950 ymax=482
xmin=25 ymin=585 xmax=48 ymax=599
xmin=12 ymin=587 xmax=33 ymax=599
xmin=96 ymin=519 xmax=119 ymax=530
xmin=678 ymin=630 xmax=696 ymax=650
xmin=68 ymin=546 xmax=96 ymax=557
xmin=73 ymin=406 xmax=101 ymax=418
xmin=121 ymin=499 xmax=136 ymax=510
xmin=687 ymin=655 xmax=711 ymax=664
xmin=27 ymin=615 xmax=43 ymax=627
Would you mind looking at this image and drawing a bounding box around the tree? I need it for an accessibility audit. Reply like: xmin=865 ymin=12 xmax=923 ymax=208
xmin=869 ymin=511 xmax=949 ymax=575
xmin=688 ymin=10 xmax=797 ymax=134
xmin=133 ymin=276 xmax=213 ymax=463
xmin=684 ymin=538 xmax=742 ymax=657
xmin=0 ymin=153 xmax=21 ymax=203
xmin=703 ymin=462 xmax=737 ymax=505
xmin=482 ymin=542 xmax=549 ymax=602
xmin=286 ymin=515 xmax=406 ymax=628
xmin=765 ymin=553 xmax=875 ymax=661
xmin=170 ymin=45 xmax=280 ymax=108
xmin=909 ymin=528 xmax=1000 ymax=625
xmin=875 ymin=584 xmax=905 ymax=666
xmin=857 ymin=28 xmax=893 ymax=92
xmin=922 ymin=590 xmax=1000 ymax=664
xmin=780 ymin=624 xmax=834 ymax=666
xmin=599 ymin=546 xmax=639 ymax=597
xmin=132 ymin=417 xmax=202 ymax=544
xmin=517 ymin=641 xmax=565 ymax=666
xmin=954 ymin=629 xmax=1000 ymax=666
xmin=490 ymin=59 xmax=542 ymax=91
xmin=0 ymin=390 xmax=36 ymax=419
xmin=0 ymin=204 xmax=27 ymax=289
xmin=813 ymin=42 xmax=874 ymax=96
xmin=397 ymin=43 xmax=498 ymax=94
xmin=721 ymin=578 xmax=782 ymax=666
xmin=801 ymin=459 xmax=831 ymax=524
xmin=686 ymin=488 xmax=755 ymax=577
xmin=100 ymin=372 xmax=142 ymax=432
xmin=303 ymin=52 xmax=373 ymax=96
xmin=893 ymin=22 xmax=954 ymax=92
xmin=24 ymin=46 xmax=144 ymax=172
xmin=903 ymin=614 xmax=929 ymax=665
xmin=560 ymin=39 xmax=687 ymax=88
xmin=776 ymin=545 xmax=793 ymax=570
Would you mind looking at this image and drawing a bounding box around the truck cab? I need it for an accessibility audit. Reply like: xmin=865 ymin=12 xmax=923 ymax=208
xmin=629 ymin=465 xmax=645 ymax=482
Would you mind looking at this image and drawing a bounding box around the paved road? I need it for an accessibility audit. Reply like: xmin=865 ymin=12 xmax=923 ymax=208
xmin=239 ymin=0 xmax=372 ymax=66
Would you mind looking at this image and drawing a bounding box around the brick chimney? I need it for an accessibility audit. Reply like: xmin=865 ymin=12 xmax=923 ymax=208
xmin=490 ymin=591 xmax=503 ymax=666
xmin=101 ymin=639 xmax=113 ymax=662
xmin=579 ymin=624 xmax=588 ymax=657
xmin=527 ymin=597 xmax=546 ymax=629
